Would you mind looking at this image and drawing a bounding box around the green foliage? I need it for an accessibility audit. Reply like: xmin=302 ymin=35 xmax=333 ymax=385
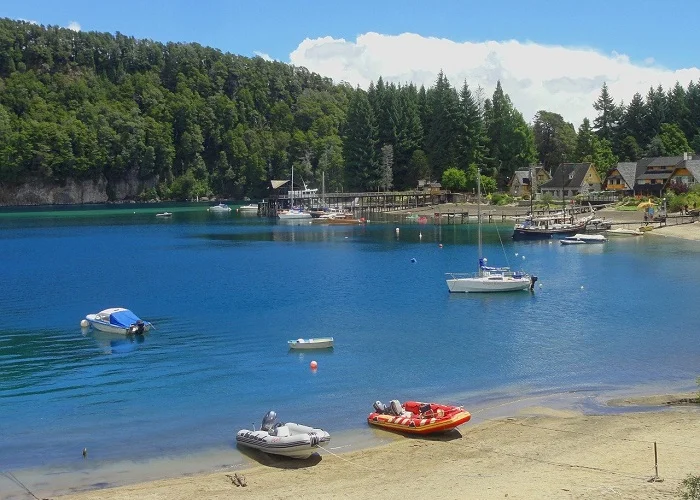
xmin=490 ymin=192 xmax=513 ymax=205
xmin=659 ymin=123 xmax=690 ymax=155
xmin=441 ymin=167 xmax=467 ymax=191
xmin=678 ymin=474 xmax=700 ymax=500
xmin=540 ymin=192 xmax=553 ymax=208
xmin=533 ymin=110 xmax=577 ymax=170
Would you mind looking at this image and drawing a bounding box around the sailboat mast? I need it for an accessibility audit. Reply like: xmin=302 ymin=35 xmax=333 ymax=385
xmin=291 ymin=166 xmax=294 ymax=208
xmin=477 ymin=168 xmax=482 ymax=271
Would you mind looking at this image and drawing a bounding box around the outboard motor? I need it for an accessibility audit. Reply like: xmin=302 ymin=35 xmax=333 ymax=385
xmin=389 ymin=400 xmax=404 ymax=416
xmin=260 ymin=410 xmax=277 ymax=431
xmin=529 ymin=275 xmax=538 ymax=291
xmin=128 ymin=320 xmax=145 ymax=335
xmin=373 ymin=401 xmax=387 ymax=414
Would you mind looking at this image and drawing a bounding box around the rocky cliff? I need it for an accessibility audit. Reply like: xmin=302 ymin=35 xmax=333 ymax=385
xmin=0 ymin=172 xmax=158 ymax=206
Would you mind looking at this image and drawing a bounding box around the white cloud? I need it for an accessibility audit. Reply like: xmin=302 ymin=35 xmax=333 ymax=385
xmin=67 ymin=21 xmax=81 ymax=32
xmin=289 ymin=32 xmax=700 ymax=128
xmin=253 ymin=51 xmax=273 ymax=61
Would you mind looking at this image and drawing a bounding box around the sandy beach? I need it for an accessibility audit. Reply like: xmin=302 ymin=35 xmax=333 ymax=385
xmin=50 ymin=395 xmax=700 ymax=500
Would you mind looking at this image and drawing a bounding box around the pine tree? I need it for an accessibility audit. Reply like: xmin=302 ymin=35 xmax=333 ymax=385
xmin=666 ymin=82 xmax=691 ymax=139
xmin=644 ymin=85 xmax=666 ymax=143
xmin=621 ymin=92 xmax=647 ymax=147
xmin=532 ymin=110 xmax=576 ymax=171
xmin=592 ymin=83 xmax=620 ymax=142
xmin=424 ymin=71 xmax=460 ymax=180
xmin=456 ymin=81 xmax=489 ymax=169
xmin=575 ymin=118 xmax=596 ymax=162
xmin=343 ymin=89 xmax=378 ymax=191
xmin=394 ymin=84 xmax=424 ymax=189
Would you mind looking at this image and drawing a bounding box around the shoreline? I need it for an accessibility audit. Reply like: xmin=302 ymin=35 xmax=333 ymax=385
xmin=5 ymin=388 xmax=698 ymax=500
xmin=51 ymin=394 xmax=699 ymax=500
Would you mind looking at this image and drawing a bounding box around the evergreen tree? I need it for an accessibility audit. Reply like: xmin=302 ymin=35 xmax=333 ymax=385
xmin=667 ymin=82 xmax=691 ymax=139
xmin=644 ymin=85 xmax=666 ymax=143
xmin=485 ymin=81 xmax=536 ymax=185
xmin=575 ymin=118 xmax=596 ymax=162
xmin=380 ymin=144 xmax=394 ymax=191
xmin=592 ymin=82 xmax=620 ymax=142
xmin=394 ymin=84 xmax=423 ymax=189
xmin=343 ymin=89 xmax=377 ymax=191
xmin=456 ymin=81 xmax=489 ymax=169
xmin=424 ymin=71 xmax=460 ymax=180
xmin=620 ymin=92 xmax=647 ymax=147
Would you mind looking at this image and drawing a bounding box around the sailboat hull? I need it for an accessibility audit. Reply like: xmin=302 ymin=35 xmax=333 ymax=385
xmin=445 ymin=274 xmax=533 ymax=293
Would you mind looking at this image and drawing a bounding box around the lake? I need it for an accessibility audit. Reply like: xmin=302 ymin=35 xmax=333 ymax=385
xmin=0 ymin=203 xmax=698 ymax=496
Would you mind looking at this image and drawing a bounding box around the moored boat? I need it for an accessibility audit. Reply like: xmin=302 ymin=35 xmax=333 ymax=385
xmin=156 ymin=212 xmax=172 ymax=217
xmin=85 ymin=308 xmax=152 ymax=335
xmin=236 ymin=411 xmax=330 ymax=459
xmin=288 ymin=337 xmax=334 ymax=349
xmin=209 ymin=203 xmax=232 ymax=213
xmin=237 ymin=203 xmax=258 ymax=213
xmin=367 ymin=400 xmax=471 ymax=435
xmin=560 ymin=233 xmax=607 ymax=245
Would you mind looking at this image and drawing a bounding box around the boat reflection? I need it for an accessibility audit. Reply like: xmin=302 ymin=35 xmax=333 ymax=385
xmin=83 ymin=328 xmax=146 ymax=355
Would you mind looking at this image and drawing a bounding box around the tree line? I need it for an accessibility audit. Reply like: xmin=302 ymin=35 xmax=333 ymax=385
xmin=1 ymin=18 xmax=700 ymax=201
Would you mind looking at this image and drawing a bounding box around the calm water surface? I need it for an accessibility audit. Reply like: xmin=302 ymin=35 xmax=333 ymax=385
xmin=0 ymin=204 xmax=698 ymax=494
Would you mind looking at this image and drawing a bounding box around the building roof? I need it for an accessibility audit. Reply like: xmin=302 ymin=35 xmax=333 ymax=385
xmin=270 ymin=180 xmax=290 ymax=189
xmin=511 ymin=170 xmax=530 ymax=186
xmin=613 ymin=162 xmax=637 ymax=190
xmin=637 ymin=172 xmax=672 ymax=180
xmin=646 ymin=156 xmax=685 ymax=167
xmin=684 ymin=160 xmax=700 ymax=182
xmin=540 ymin=163 xmax=593 ymax=189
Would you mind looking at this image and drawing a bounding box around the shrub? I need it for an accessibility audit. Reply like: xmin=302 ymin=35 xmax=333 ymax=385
xmin=678 ymin=474 xmax=700 ymax=500
xmin=490 ymin=193 xmax=513 ymax=206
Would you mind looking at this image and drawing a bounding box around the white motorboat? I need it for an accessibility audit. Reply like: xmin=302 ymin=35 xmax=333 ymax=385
xmin=237 ymin=203 xmax=258 ymax=213
xmin=209 ymin=203 xmax=232 ymax=213
xmin=236 ymin=411 xmax=331 ymax=459
xmin=278 ymin=208 xmax=312 ymax=220
xmin=156 ymin=212 xmax=172 ymax=217
xmin=446 ymin=171 xmax=537 ymax=293
xmin=606 ymin=228 xmax=643 ymax=237
xmin=84 ymin=308 xmax=152 ymax=335
xmin=561 ymin=233 xmax=607 ymax=245
xmin=288 ymin=337 xmax=334 ymax=350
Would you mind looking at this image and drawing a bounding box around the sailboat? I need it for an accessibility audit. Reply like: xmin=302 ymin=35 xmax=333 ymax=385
xmin=278 ymin=165 xmax=312 ymax=220
xmin=445 ymin=170 xmax=537 ymax=293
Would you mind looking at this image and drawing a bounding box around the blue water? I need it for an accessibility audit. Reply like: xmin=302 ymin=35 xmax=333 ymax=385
xmin=0 ymin=205 xmax=698 ymax=482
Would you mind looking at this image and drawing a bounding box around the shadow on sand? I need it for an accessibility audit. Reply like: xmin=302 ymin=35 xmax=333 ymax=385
xmin=369 ymin=426 xmax=464 ymax=442
xmin=235 ymin=445 xmax=323 ymax=469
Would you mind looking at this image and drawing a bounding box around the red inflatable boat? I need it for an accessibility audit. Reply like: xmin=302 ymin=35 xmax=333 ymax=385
xmin=367 ymin=400 xmax=471 ymax=435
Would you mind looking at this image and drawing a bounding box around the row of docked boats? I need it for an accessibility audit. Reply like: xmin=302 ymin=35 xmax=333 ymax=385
xmin=236 ymin=399 xmax=472 ymax=459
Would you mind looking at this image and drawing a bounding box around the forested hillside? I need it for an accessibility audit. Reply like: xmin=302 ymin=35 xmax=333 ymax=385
xmin=1 ymin=18 xmax=700 ymax=203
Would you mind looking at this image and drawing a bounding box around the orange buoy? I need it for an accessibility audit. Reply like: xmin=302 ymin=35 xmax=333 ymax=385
xmin=310 ymin=360 xmax=318 ymax=369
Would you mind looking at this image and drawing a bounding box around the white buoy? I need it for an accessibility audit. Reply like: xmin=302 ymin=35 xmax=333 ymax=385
xmin=515 ymin=253 xmax=519 ymax=257
xmin=80 ymin=319 xmax=89 ymax=328
xmin=410 ymin=258 xmax=417 ymax=263
xmin=539 ymin=283 xmax=543 ymax=288
xmin=419 ymin=232 xmax=422 ymax=239
xmin=395 ymin=227 xmax=399 ymax=233
xmin=522 ymin=255 xmax=526 ymax=260
xmin=580 ymin=285 xmax=584 ymax=290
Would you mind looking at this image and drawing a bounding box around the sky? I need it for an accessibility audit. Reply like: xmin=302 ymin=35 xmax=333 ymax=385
xmin=4 ymin=0 xmax=700 ymax=127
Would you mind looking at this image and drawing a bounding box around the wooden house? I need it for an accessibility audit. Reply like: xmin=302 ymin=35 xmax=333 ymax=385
xmin=604 ymin=162 xmax=637 ymax=196
xmin=508 ymin=165 xmax=551 ymax=197
xmin=539 ymin=163 xmax=602 ymax=199
xmin=664 ymin=158 xmax=700 ymax=192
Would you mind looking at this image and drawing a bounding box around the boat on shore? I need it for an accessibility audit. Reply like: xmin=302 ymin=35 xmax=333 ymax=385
xmin=606 ymin=228 xmax=643 ymax=237
xmin=560 ymin=233 xmax=607 ymax=245
xmin=368 ymin=400 xmax=471 ymax=435
xmin=84 ymin=308 xmax=152 ymax=335
xmin=236 ymin=411 xmax=330 ymax=459
xmin=288 ymin=337 xmax=334 ymax=349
